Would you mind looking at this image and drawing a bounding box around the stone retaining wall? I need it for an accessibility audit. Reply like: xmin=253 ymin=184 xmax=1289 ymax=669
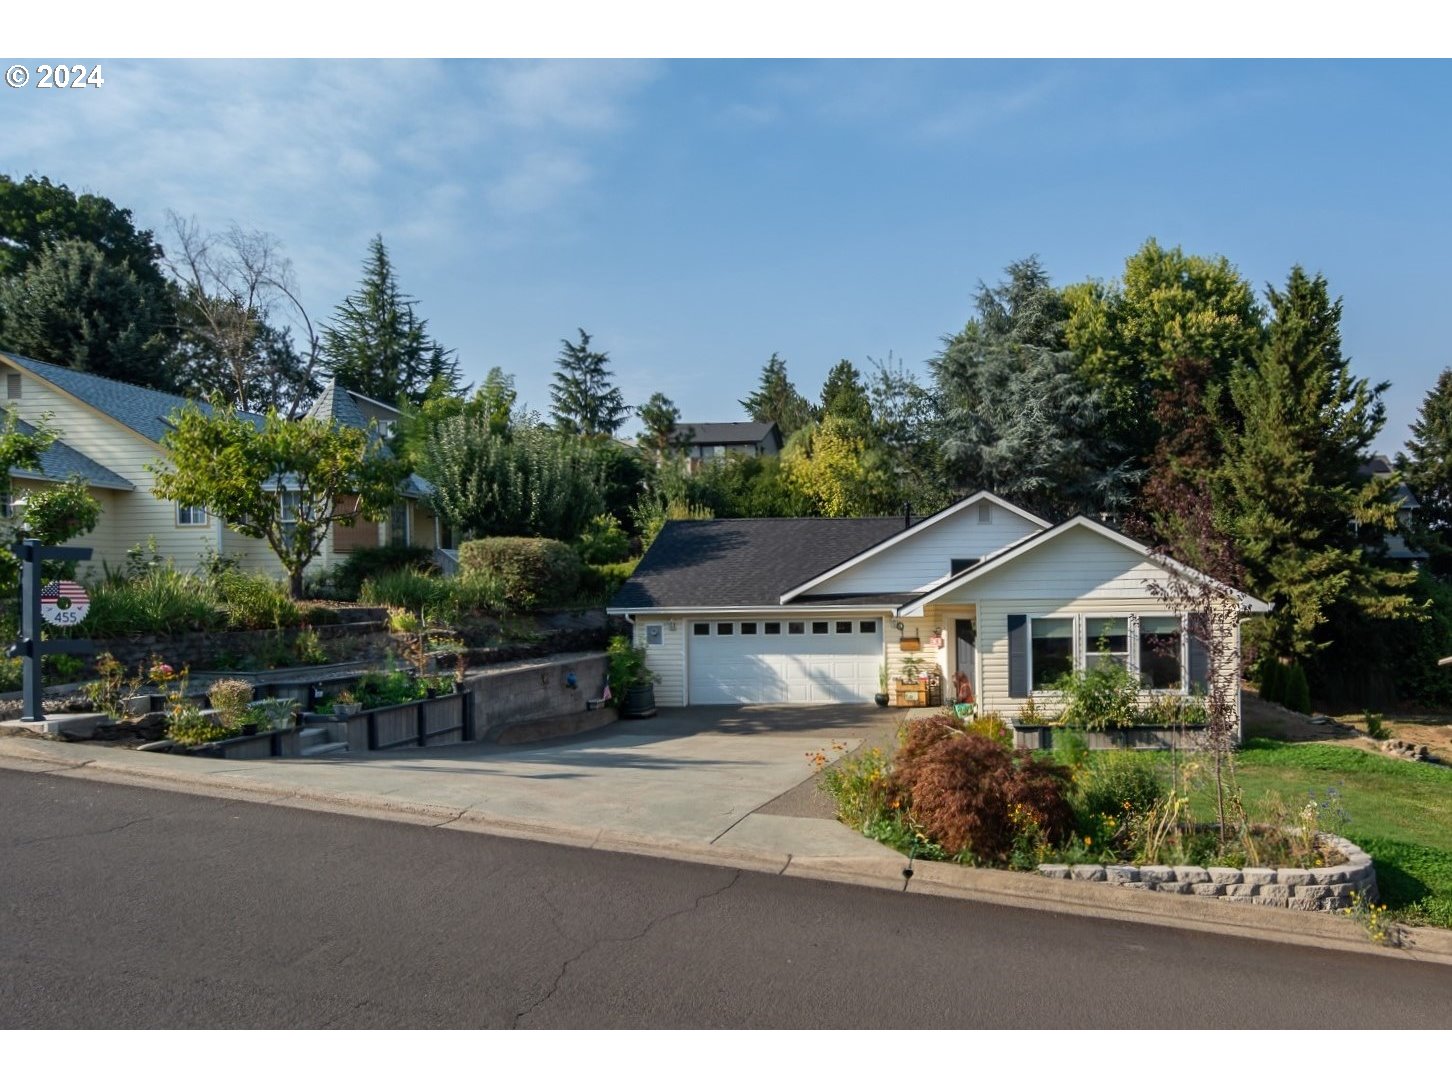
xmin=1036 ymin=833 xmax=1378 ymax=911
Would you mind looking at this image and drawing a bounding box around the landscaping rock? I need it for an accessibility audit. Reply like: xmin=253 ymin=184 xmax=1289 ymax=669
xmin=1206 ymin=867 xmax=1242 ymax=885
xmin=1038 ymin=865 xmax=1071 ymax=880
xmin=1277 ymin=868 xmax=1315 ymax=888
xmin=1242 ymin=867 xmax=1278 ymax=885
xmin=1175 ymin=866 xmax=1209 ymax=884
xmin=1192 ymin=882 xmax=1226 ymax=896
xmin=1105 ymin=865 xmax=1140 ymax=885
xmin=1070 ymin=865 xmax=1106 ymax=882
xmin=1140 ymin=865 xmax=1176 ymax=884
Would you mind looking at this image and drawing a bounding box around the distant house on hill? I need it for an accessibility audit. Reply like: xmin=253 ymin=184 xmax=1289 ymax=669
xmin=1359 ymin=453 xmax=1427 ymax=562
xmin=669 ymin=421 xmax=782 ymax=474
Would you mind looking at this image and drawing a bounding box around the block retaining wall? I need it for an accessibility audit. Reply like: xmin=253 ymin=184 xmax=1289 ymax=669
xmin=1036 ymin=833 xmax=1378 ymax=912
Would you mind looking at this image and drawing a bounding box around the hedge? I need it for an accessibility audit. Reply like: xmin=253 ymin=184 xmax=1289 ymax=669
xmin=457 ymin=537 xmax=583 ymax=611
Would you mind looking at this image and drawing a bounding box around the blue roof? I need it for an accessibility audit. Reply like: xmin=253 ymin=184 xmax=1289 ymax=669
xmin=8 ymin=420 xmax=135 ymax=491
xmin=2 ymin=352 xmax=265 ymax=443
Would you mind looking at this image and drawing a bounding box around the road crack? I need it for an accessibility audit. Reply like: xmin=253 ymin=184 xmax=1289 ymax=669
xmin=512 ymin=869 xmax=743 ymax=1028
xmin=9 ymin=815 xmax=153 ymax=847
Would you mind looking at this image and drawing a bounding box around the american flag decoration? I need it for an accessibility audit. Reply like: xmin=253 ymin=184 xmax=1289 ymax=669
xmin=40 ymin=579 xmax=91 ymax=626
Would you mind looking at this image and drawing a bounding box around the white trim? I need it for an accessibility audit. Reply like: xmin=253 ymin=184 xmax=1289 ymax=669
xmin=778 ymin=490 xmax=1051 ymax=603
xmin=897 ymin=516 xmax=1273 ymax=616
xmin=607 ymin=604 xmax=898 ymax=617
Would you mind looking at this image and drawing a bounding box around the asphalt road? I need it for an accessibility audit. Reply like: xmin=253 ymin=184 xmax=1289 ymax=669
xmin=2 ymin=769 xmax=1449 ymax=1029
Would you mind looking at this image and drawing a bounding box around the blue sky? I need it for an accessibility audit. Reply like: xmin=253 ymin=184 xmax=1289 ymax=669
xmin=2 ymin=58 xmax=1449 ymax=451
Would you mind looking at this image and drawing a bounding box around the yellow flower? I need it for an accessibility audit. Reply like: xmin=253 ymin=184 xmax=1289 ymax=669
xmin=1084 ymin=836 xmax=1092 ymax=846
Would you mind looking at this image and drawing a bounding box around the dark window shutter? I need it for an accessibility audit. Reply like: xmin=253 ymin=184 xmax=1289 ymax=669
xmin=1188 ymin=613 xmax=1210 ymax=692
xmin=1008 ymin=614 xmax=1029 ymax=698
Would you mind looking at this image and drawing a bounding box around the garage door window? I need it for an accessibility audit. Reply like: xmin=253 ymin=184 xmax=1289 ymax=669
xmin=835 ymin=621 xmax=852 ymax=634
xmin=741 ymin=622 xmax=758 ymax=635
xmin=859 ymin=620 xmax=877 ymax=633
xmin=789 ymin=621 xmax=804 ymax=634
xmin=765 ymin=621 xmax=781 ymax=634
xmin=812 ymin=621 xmax=829 ymax=634
xmin=717 ymin=622 xmax=734 ymax=635
xmin=693 ymin=622 xmax=710 ymax=636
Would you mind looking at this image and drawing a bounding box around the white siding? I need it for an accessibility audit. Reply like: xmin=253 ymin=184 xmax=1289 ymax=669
xmin=634 ymin=614 xmax=687 ymax=707
xmin=930 ymin=525 xmax=1241 ymax=734
xmin=808 ymin=499 xmax=1041 ymax=595
xmin=1 ymin=362 xmax=216 ymax=570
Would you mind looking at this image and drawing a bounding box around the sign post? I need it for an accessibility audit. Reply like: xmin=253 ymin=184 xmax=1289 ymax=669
xmin=9 ymin=539 xmax=93 ymax=723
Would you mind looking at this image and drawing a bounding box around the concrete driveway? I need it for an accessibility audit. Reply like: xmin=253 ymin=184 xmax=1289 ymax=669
xmin=125 ymin=704 xmax=908 ymax=859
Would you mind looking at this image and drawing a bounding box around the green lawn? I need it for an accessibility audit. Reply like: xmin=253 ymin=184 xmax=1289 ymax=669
xmin=1194 ymin=740 xmax=1452 ymax=928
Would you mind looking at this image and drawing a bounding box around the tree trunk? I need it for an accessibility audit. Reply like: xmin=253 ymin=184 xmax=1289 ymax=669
xmin=290 ymin=568 xmax=305 ymax=600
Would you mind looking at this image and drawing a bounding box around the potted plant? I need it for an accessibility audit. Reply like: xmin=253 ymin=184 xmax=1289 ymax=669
xmin=895 ymin=654 xmax=928 ymax=706
xmin=874 ymin=663 xmax=890 ymax=708
xmin=609 ymin=635 xmax=659 ymax=719
xmin=332 ymin=689 xmax=362 ymax=717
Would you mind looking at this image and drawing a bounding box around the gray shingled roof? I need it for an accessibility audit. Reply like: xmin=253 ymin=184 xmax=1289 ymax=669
xmin=670 ymin=421 xmax=779 ymax=446
xmin=306 ymin=379 xmax=372 ymax=429
xmin=8 ymin=420 xmax=134 ymax=490
xmin=5 ymin=353 xmax=266 ymax=441
xmin=610 ymin=517 xmax=913 ymax=610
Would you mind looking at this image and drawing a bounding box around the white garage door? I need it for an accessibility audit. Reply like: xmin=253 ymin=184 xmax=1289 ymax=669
xmin=687 ymin=617 xmax=884 ymax=704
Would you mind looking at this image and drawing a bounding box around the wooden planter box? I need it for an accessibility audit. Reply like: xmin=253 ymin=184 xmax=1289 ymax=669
xmin=894 ymin=681 xmax=926 ymax=707
xmin=192 ymin=728 xmax=301 ymax=760
xmin=313 ymin=691 xmax=472 ymax=752
xmin=1011 ymin=722 xmax=1210 ymax=751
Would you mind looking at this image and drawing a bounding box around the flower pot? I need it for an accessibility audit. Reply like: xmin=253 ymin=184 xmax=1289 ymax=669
xmin=874 ymin=693 xmax=889 ymax=708
xmin=899 ymin=637 xmax=921 ymax=651
xmin=621 ymin=683 xmax=656 ymax=719
xmin=335 ymin=702 xmax=362 ymax=717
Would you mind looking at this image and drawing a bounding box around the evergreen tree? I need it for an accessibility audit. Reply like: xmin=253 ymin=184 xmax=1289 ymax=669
xmin=1396 ymin=367 xmax=1452 ymax=573
xmin=739 ymin=352 xmax=816 ymax=438
xmin=548 ymin=328 xmax=628 ymax=437
xmin=931 ymin=258 xmax=1138 ymax=520
xmin=0 ymin=239 xmax=180 ymax=390
xmin=637 ymin=391 xmax=684 ymax=460
xmin=320 ymin=236 xmax=460 ymax=406
xmin=1216 ymin=267 xmax=1417 ymax=659
xmin=819 ymin=359 xmax=872 ymax=426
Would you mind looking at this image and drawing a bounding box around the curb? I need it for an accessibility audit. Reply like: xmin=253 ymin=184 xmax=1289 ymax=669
xmin=3 ymin=737 xmax=1450 ymax=967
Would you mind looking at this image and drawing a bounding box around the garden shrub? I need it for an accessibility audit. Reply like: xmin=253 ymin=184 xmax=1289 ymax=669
xmin=329 ymin=544 xmax=436 ymax=602
xmin=1259 ymin=658 xmax=1286 ymax=705
xmin=207 ymin=678 xmax=255 ymax=733
xmin=1282 ymin=662 xmax=1311 ymax=714
xmin=578 ymin=559 xmax=639 ymax=604
xmin=606 ymin=634 xmax=657 ymax=706
xmin=820 ymin=745 xmax=893 ymax=832
xmin=214 ymin=569 xmax=300 ymax=629
xmin=1072 ymin=751 xmax=1166 ymax=834
xmin=79 ymin=566 xmax=222 ymax=635
xmin=457 ymin=537 xmax=584 ymax=611
xmin=574 ymin=513 xmax=633 ymax=565
xmin=1053 ymin=661 xmax=1141 ymax=729
xmin=360 ymin=568 xmax=448 ymax=613
xmin=890 ymin=714 xmax=1075 ymax=864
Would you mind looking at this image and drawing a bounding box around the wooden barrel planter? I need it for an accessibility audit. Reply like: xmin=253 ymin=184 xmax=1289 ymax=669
xmin=621 ymin=683 xmax=657 ymax=719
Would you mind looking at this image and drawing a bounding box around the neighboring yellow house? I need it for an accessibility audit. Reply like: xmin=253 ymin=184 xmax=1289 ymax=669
xmin=0 ymin=351 xmax=440 ymax=583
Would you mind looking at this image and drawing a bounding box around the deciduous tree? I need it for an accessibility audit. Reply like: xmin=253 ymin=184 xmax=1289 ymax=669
xmin=152 ymin=403 xmax=406 ymax=597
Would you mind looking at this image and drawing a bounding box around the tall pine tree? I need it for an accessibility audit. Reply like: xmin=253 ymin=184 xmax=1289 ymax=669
xmin=549 ymin=328 xmax=628 ymax=438
xmin=320 ymin=236 xmax=459 ymax=406
xmin=1215 ymin=267 xmax=1416 ymax=660
xmin=739 ymin=353 xmax=816 ymax=438
xmin=1396 ymin=367 xmax=1452 ymax=575
xmin=819 ymin=359 xmax=872 ymax=426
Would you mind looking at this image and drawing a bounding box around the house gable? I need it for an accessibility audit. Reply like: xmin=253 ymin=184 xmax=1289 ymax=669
xmin=898 ymin=517 xmax=1272 ymax=616
xmin=780 ymin=492 xmax=1048 ymax=602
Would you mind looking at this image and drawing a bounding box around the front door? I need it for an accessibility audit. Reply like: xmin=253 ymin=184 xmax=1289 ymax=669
xmin=954 ymin=618 xmax=977 ymax=703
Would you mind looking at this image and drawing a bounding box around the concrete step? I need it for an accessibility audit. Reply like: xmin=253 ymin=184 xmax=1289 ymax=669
xmin=299 ymin=741 xmax=349 ymax=757
xmin=298 ymin=726 xmax=333 ymax=745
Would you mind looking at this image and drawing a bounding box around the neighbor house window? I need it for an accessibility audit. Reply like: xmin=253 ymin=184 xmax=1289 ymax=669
xmin=1139 ymin=616 xmax=1184 ymax=690
xmin=6 ymin=373 xmax=20 ymax=400
xmin=177 ymin=502 xmax=208 ymax=526
xmin=1030 ymin=617 xmax=1074 ymax=690
xmin=1084 ymin=617 xmax=1129 ymax=673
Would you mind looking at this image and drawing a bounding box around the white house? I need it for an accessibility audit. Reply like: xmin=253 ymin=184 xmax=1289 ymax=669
xmin=607 ymin=492 xmax=1270 ymax=733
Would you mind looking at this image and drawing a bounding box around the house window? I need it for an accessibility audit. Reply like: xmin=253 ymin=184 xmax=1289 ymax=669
xmin=1139 ymin=616 xmax=1184 ymax=690
xmin=950 ymin=558 xmax=976 ymax=575
xmin=5 ymin=373 xmax=20 ymax=400
xmin=389 ymin=501 xmax=409 ymax=547
xmin=788 ymin=621 xmax=804 ymax=635
xmin=835 ymin=621 xmax=853 ymax=634
xmin=764 ymin=621 xmax=781 ymax=635
xmin=859 ymin=620 xmax=877 ymax=634
xmin=1084 ymin=617 xmax=1129 ymax=673
xmin=1030 ymin=617 xmax=1074 ymax=691
xmin=176 ymin=502 xmax=209 ymax=527
xmin=716 ymin=622 xmax=734 ymax=636
xmin=977 ymin=502 xmax=992 ymax=524
xmin=740 ymin=622 xmax=758 ymax=635
xmin=693 ymin=622 xmax=710 ymax=636
xmin=811 ymin=621 xmax=829 ymax=634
